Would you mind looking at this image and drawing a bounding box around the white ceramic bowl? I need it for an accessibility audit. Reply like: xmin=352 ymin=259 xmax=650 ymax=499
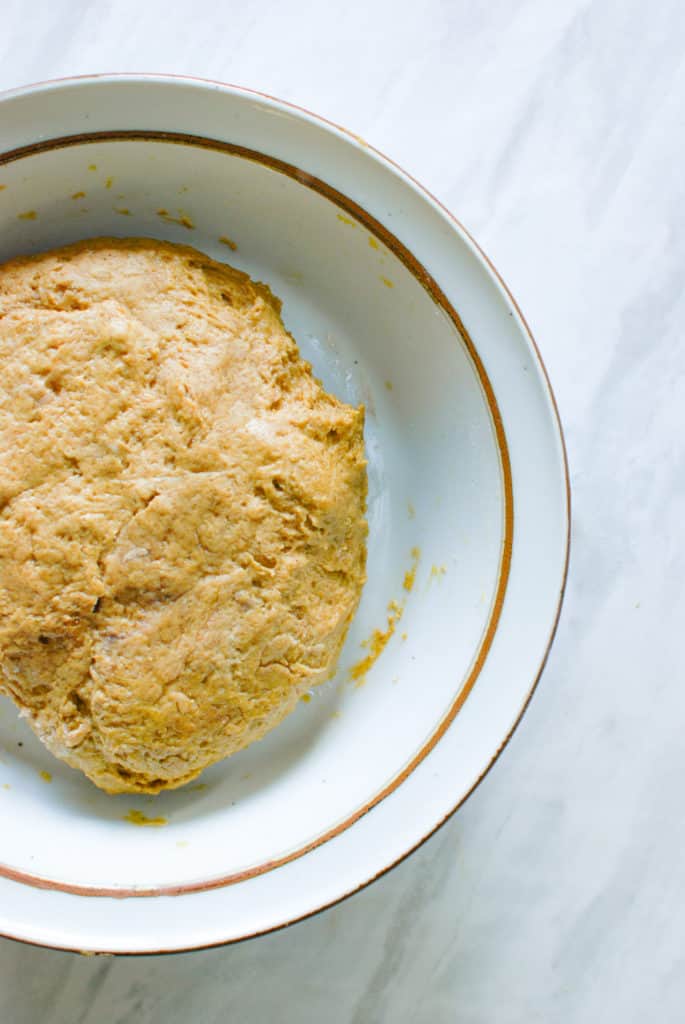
xmin=0 ymin=75 xmax=569 ymax=953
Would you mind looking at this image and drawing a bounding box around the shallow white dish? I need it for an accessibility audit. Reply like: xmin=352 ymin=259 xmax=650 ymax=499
xmin=0 ymin=74 xmax=569 ymax=953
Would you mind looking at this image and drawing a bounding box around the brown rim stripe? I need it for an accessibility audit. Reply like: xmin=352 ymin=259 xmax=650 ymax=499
xmin=0 ymin=129 xmax=514 ymax=900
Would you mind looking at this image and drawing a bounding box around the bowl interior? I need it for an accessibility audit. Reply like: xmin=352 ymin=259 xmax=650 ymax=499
xmin=0 ymin=137 xmax=505 ymax=892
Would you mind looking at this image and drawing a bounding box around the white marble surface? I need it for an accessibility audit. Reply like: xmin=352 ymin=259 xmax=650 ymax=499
xmin=0 ymin=0 xmax=680 ymax=1019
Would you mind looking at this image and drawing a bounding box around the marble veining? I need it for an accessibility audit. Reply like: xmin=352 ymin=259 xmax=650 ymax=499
xmin=1 ymin=0 xmax=683 ymax=1020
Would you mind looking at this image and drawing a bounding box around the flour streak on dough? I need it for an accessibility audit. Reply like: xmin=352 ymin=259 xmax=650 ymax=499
xmin=0 ymin=238 xmax=367 ymax=794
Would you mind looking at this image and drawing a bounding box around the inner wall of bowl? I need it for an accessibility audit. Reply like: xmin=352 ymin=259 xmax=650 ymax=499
xmin=0 ymin=139 xmax=504 ymax=890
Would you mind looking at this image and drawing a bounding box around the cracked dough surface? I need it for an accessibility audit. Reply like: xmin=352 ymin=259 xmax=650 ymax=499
xmin=0 ymin=238 xmax=367 ymax=793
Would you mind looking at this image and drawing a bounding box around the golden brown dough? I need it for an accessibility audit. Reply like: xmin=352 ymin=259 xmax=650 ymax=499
xmin=0 ymin=238 xmax=367 ymax=793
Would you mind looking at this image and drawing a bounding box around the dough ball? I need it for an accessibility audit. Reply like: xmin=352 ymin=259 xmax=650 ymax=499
xmin=0 ymin=238 xmax=367 ymax=793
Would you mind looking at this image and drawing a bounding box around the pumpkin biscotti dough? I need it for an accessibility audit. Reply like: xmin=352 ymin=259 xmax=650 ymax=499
xmin=0 ymin=238 xmax=367 ymax=793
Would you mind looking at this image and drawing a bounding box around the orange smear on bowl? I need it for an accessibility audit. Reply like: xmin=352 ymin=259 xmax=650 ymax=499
xmin=403 ymin=547 xmax=420 ymax=592
xmin=157 ymin=209 xmax=195 ymax=230
xmin=124 ymin=809 xmax=167 ymax=827
xmin=350 ymin=600 xmax=403 ymax=686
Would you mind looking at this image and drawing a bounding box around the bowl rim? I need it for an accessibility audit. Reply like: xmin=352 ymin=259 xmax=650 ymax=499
xmin=0 ymin=73 xmax=570 ymax=952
